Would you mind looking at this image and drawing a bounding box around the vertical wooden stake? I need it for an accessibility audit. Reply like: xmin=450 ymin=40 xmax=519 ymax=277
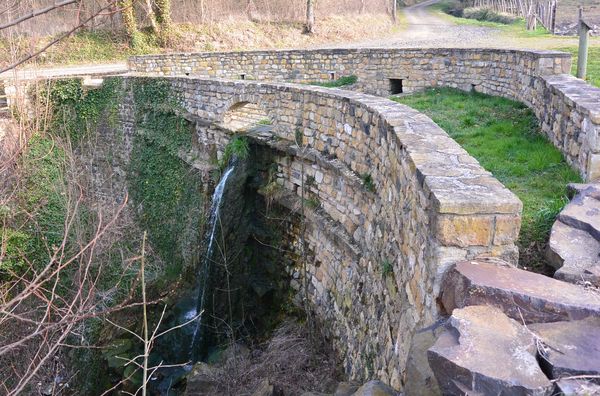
xmin=577 ymin=7 xmax=590 ymax=80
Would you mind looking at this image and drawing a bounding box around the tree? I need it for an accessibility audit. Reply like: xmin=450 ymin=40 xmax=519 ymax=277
xmin=304 ymin=0 xmax=315 ymax=34
xmin=155 ymin=0 xmax=174 ymax=46
xmin=118 ymin=0 xmax=141 ymax=48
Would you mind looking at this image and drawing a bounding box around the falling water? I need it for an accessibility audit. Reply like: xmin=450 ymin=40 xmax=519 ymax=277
xmin=188 ymin=164 xmax=235 ymax=362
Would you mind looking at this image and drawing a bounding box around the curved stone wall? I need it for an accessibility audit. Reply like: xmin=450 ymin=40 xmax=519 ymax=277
xmin=128 ymin=48 xmax=600 ymax=181
xmin=124 ymin=76 xmax=521 ymax=386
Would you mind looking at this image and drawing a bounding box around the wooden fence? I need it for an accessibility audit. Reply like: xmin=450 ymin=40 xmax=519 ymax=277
xmin=468 ymin=0 xmax=557 ymax=32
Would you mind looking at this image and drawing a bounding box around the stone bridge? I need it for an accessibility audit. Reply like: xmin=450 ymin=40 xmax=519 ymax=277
xmin=5 ymin=46 xmax=600 ymax=394
xmin=121 ymin=76 xmax=522 ymax=386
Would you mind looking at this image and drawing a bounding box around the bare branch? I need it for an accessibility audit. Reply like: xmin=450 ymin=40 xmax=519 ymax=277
xmin=0 ymin=0 xmax=79 ymax=31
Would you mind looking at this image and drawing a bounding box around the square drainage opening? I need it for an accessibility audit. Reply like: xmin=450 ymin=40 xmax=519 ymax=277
xmin=389 ymin=78 xmax=403 ymax=95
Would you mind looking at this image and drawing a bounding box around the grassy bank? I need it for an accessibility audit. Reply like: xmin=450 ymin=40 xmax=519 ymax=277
xmin=0 ymin=14 xmax=399 ymax=68
xmin=393 ymin=88 xmax=581 ymax=271
xmin=558 ymin=46 xmax=600 ymax=88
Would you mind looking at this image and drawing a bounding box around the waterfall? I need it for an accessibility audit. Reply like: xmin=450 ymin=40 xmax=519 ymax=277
xmin=189 ymin=164 xmax=235 ymax=362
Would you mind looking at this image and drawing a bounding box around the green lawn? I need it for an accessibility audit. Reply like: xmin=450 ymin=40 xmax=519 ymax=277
xmin=557 ymin=46 xmax=600 ymax=88
xmin=392 ymin=88 xmax=582 ymax=271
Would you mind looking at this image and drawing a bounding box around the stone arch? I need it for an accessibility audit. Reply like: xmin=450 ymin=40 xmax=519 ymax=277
xmin=220 ymin=100 xmax=272 ymax=133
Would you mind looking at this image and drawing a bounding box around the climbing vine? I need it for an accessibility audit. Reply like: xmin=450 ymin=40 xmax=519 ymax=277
xmin=128 ymin=78 xmax=205 ymax=279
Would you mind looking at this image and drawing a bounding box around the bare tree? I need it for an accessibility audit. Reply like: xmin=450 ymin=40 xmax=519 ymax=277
xmin=304 ymin=0 xmax=315 ymax=34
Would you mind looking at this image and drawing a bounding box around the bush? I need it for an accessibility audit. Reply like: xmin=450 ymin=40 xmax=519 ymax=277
xmin=439 ymin=0 xmax=464 ymax=17
xmin=462 ymin=7 xmax=518 ymax=24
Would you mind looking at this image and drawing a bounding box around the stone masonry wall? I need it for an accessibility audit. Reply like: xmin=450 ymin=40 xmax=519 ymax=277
xmin=128 ymin=76 xmax=522 ymax=388
xmin=128 ymin=48 xmax=600 ymax=182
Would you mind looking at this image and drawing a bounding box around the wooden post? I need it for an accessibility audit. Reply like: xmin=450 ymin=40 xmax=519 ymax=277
xmin=550 ymin=0 xmax=556 ymax=34
xmin=577 ymin=7 xmax=590 ymax=79
xmin=392 ymin=0 xmax=397 ymax=24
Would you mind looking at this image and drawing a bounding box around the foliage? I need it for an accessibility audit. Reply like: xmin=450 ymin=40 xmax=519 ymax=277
xmin=393 ymin=88 xmax=582 ymax=270
xmin=129 ymin=78 xmax=205 ymax=279
xmin=380 ymin=259 xmax=393 ymax=278
xmin=304 ymin=197 xmax=320 ymax=209
xmin=220 ymin=135 xmax=251 ymax=169
xmin=48 ymin=78 xmax=122 ymax=144
xmin=462 ymin=7 xmax=518 ymax=24
xmin=309 ymin=75 xmax=358 ymax=88
xmin=361 ymin=173 xmax=376 ymax=192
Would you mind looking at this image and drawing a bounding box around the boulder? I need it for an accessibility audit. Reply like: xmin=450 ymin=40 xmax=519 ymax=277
xmin=555 ymin=379 xmax=600 ymax=395
xmin=403 ymin=320 xmax=444 ymax=396
xmin=184 ymin=362 xmax=221 ymax=395
xmin=547 ymin=220 xmax=600 ymax=286
xmin=440 ymin=260 xmax=600 ymax=323
xmin=352 ymin=380 xmax=398 ymax=396
xmin=548 ymin=184 xmax=600 ymax=286
xmin=530 ymin=317 xmax=600 ymax=381
xmin=252 ymin=378 xmax=283 ymax=396
xmin=334 ymin=382 xmax=360 ymax=396
xmin=428 ymin=305 xmax=552 ymax=395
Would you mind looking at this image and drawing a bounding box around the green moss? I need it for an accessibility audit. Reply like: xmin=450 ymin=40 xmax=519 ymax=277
xmin=393 ymin=88 xmax=582 ymax=270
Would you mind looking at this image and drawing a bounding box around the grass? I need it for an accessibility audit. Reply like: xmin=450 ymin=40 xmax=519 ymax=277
xmin=557 ymin=46 xmax=600 ymax=88
xmin=393 ymin=88 xmax=582 ymax=271
xmin=308 ymin=75 xmax=358 ymax=88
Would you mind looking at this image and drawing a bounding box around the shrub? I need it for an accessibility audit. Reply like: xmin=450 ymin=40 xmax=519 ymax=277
xmin=439 ymin=0 xmax=464 ymax=17
xmin=462 ymin=7 xmax=518 ymax=24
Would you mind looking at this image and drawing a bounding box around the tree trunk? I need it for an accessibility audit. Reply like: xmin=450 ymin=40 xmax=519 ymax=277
xmin=118 ymin=0 xmax=139 ymax=48
xmin=145 ymin=0 xmax=158 ymax=34
xmin=304 ymin=0 xmax=315 ymax=34
xmin=155 ymin=0 xmax=174 ymax=46
xmin=392 ymin=0 xmax=397 ymax=23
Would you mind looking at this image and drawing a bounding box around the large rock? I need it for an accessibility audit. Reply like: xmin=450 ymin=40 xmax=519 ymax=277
xmin=440 ymin=260 xmax=600 ymax=323
xmin=555 ymin=379 xmax=600 ymax=395
xmin=547 ymin=220 xmax=600 ymax=286
xmin=403 ymin=320 xmax=444 ymax=396
xmin=548 ymin=184 xmax=600 ymax=286
xmin=184 ymin=362 xmax=221 ymax=395
xmin=530 ymin=317 xmax=600 ymax=381
xmin=352 ymin=380 xmax=398 ymax=396
xmin=428 ymin=305 xmax=552 ymax=395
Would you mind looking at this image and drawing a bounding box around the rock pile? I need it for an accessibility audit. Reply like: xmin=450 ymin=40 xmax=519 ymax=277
xmin=419 ymin=260 xmax=600 ymax=395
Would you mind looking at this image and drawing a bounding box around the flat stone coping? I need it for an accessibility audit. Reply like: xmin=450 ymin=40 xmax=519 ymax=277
xmin=157 ymin=75 xmax=522 ymax=216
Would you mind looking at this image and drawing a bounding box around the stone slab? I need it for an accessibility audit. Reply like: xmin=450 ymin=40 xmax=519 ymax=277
xmin=547 ymin=220 xmax=600 ymax=286
xmin=530 ymin=317 xmax=600 ymax=381
xmin=440 ymin=260 xmax=600 ymax=323
xmin=428 ymin=305 xmax=552 ymax=395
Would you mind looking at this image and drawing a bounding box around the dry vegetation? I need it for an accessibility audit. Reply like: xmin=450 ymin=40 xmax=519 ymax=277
xmin=0 ymin=0 xmax=397 ymax=68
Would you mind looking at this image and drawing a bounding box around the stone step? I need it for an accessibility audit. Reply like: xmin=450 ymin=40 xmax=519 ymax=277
xmin=440 ymin=260 xmax=600 ymax=324
xmin=558 ymin=193 xmax=600 ymax=241
xmin=547 ymin=220 xmax=600 ymax=286
xmin=428 ymin=305 xmax=553 ymax=395
xmin=530 ymin=317 xmax=600 ymax=382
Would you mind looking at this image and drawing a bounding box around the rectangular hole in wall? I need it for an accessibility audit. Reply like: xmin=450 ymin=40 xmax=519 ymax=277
xmin=389 ymin=79 xmax=403 ymax=95
xmin=329 ymin=71 xmax=336 ymax=80
xmin=240 ymin=73 xmax=246 ymax=80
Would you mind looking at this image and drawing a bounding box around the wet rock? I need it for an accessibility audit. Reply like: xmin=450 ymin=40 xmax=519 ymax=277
xmin=440 ymin=260 xmax=600 ymax=323
xmin=555 ymin=379 xmax=600 ymax=395
xmin=404 ymin=320 xmax=444 ymax=396
xmin=530 ymin=317 xmax=600 ymax=381
xmin=428 ymin=305 xmax=552 ymax=395
xmin=334 ymin=382 xmax=359 ymax=396
xmin=352 ymin=380 xmax=398 ymax=396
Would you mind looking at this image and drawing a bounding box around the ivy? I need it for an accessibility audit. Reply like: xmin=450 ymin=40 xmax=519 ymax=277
xmin=128 ymin=78 xmax=205 ymax=279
